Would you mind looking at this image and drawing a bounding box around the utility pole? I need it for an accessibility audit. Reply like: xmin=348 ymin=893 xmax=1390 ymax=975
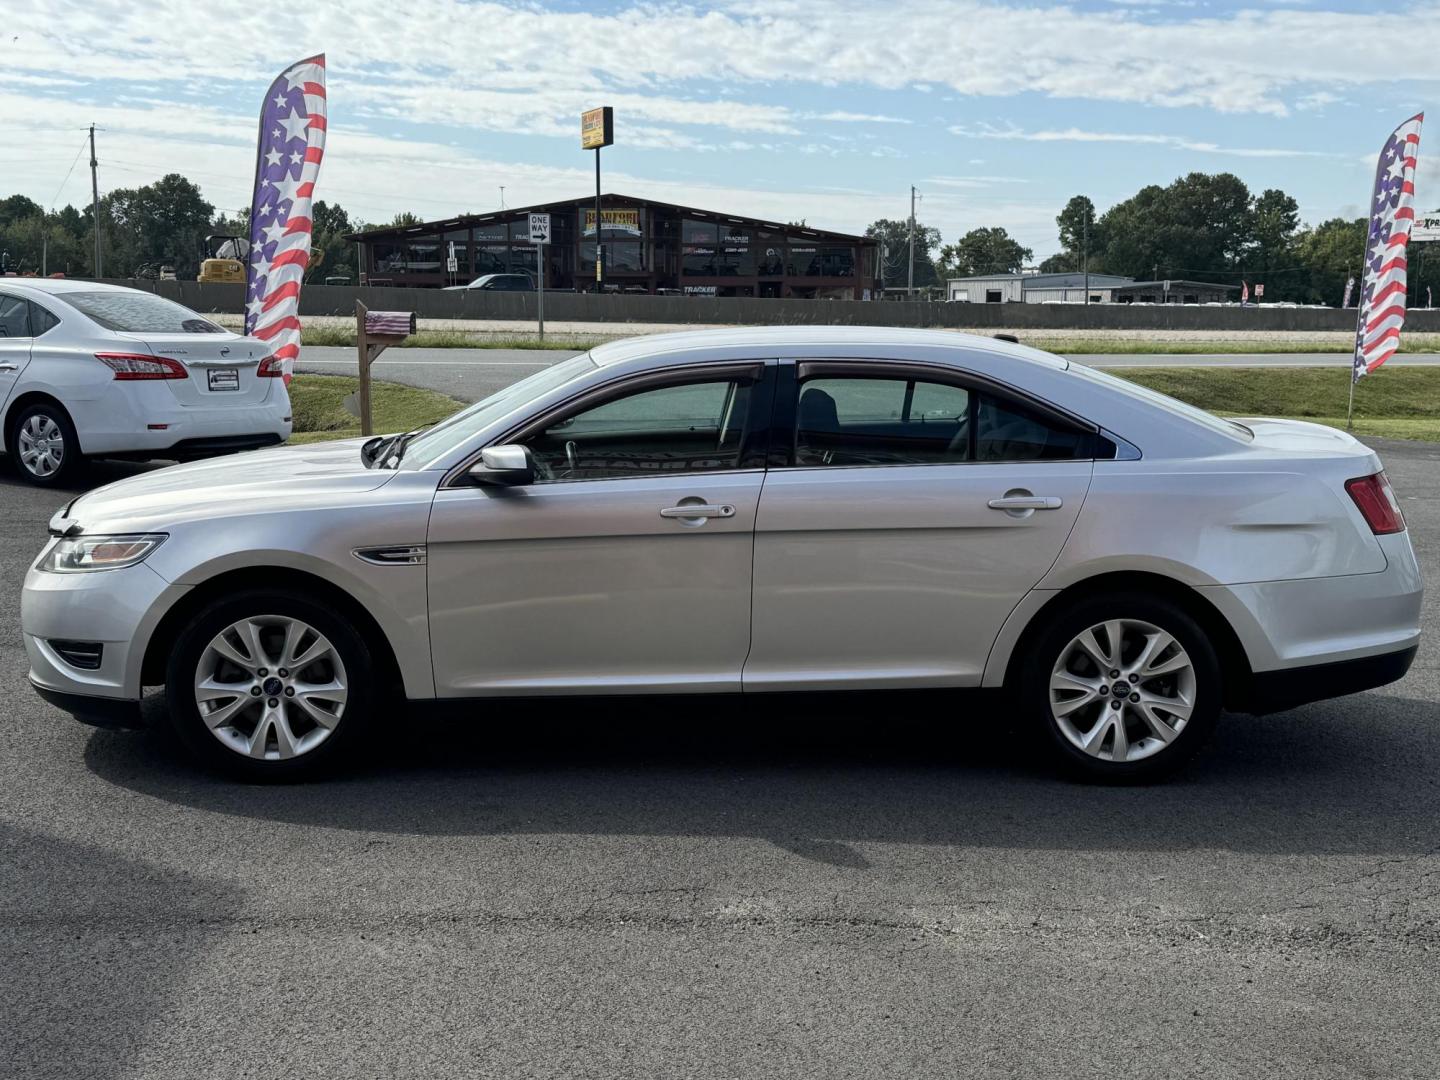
xmin=89 ymin=124 xmax=102 ymax=279
xmin=499 ymin=186 xmax=506 ymax=210
xmin=594 ymin=149 xmax=603 ymax=291
xmin=907 ymin=185 xmax=916 ymax=298
xmin=1082 ymin=211 xmax=1090 ymax=306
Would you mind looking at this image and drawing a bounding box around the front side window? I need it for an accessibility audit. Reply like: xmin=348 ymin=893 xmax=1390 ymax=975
xmin=793 ymin=372 xmax=1092 ymax=467
xmin=62 ymin=291 xmax=223 ymax=334
xmin=522 ymin=378 xmax=755 ymax=481
xmin=0 ymin=295 xmax=30 ymax=338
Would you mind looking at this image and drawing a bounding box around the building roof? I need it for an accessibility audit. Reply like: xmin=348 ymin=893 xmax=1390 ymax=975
xmin=1115 ymin=280 xmax=1239 ymax=292
xmin=347 ymin=192 xmax=875 ymax=245
xmin=947 ymin=272 xmax=1134 ymax=289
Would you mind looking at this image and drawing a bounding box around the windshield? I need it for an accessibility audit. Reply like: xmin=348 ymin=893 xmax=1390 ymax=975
xmin=398 ymin=353 xmax=597 ymax=467
xmin=63 ymin=290 xmax=225 ymax=334
xmin=1068 ymin=363 xmax=1254 ymax=440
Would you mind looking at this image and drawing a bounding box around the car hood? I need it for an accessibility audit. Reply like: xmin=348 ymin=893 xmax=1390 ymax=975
xmin=58 ymin=438 xmax=397 ymax=532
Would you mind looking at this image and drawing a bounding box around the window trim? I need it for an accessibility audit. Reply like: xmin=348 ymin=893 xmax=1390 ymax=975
xmin=442 ymin=360 xmax=777 ymax=488
xmin=781 ymin=358 xmax=1104 ymax=469
xmin=27 ymin=300 xmax=59 ymax=337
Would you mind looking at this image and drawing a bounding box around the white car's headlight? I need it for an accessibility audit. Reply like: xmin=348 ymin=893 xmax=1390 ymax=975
xmin=38 ymin=533 xmax=166 ymax=573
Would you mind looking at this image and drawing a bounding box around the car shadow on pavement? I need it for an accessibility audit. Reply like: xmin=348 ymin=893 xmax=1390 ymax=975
xmin=81 ymin=687 xmax=1440 ymax=862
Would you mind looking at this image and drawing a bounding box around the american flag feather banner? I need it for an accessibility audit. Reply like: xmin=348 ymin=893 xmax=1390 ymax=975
xmin=1354 ymin=112 xmax=1424 ymax=383
xmin=244 ymin=54 xmax=327 ymax=380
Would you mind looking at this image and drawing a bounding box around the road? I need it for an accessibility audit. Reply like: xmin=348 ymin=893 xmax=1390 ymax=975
xmin=296 ymin=345 xmax=1440 ymax=403
xmin=2 ymin=440 xmax=1438 ymax=1078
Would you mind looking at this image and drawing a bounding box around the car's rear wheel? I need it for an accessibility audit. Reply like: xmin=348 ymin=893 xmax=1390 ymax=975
xmin=164 ymin=591 xmax=375 ymax=780
xmin=1020 ymin=593 xmax=1221 ymax=782
xmin=7 ymin=402 xmax=81 ymax=486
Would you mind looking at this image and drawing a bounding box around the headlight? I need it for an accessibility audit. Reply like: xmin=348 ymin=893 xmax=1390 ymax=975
xmin=38 ymin=533 xmax=166 ymax=573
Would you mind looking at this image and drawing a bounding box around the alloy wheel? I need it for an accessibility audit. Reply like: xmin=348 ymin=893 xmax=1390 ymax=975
xmin=1048 ymin=618 xmax=1196 ymax=764
xmin=18 ymin=414 xmax=64 ymax=478
xmin=193 ymin=615 xmax=349 ymax=760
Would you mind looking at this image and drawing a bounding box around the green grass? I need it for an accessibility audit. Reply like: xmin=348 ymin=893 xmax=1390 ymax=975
xmin=1115 ymin=366 xmax=1440 ymax=441
xmin=1026 ymin=335 xmax=1440 ymax=355
xmin=286 ymin=374 xmax=465 ymax=444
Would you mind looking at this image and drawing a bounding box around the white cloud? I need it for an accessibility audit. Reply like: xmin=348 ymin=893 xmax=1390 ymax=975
xmin=950 ymin=122 xmax=1341 ymax=159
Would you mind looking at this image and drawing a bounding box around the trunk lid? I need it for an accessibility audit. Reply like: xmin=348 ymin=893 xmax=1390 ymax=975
xmin=1234 ymin=417 xmax=1381 ymax=462
xmin=113 ymin=332 xmax=274 ymax=406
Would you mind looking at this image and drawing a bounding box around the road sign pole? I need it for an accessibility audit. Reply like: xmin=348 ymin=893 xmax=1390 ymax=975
xmin=538 ymin=242 xmax=546 ymax=342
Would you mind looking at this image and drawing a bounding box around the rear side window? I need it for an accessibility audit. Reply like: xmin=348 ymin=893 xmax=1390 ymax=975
xmin=792 ymin=372 xmax=1093 ymax=467
xmin=28 ymin=301 xmax=59 ymax=336
xmin=62 ymin=291 xmax=224 ymax=334
xmin=0 ymin=295 xmax=29 ymax=338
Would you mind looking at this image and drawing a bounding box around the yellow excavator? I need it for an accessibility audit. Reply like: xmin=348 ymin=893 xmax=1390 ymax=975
xmin=198 ymin=233 xmax=326 ymax=284
xmin=198 ymin=234 xmax=248 ymax=284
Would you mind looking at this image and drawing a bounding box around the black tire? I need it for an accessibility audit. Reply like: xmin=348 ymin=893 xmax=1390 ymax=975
xmin=6 ymin=400 xmax=83 ymax=486
xmin=164 ymin=589 xmax=376 ymax=781
xmin=1018 ymin=592 xmax=1222 ymax=783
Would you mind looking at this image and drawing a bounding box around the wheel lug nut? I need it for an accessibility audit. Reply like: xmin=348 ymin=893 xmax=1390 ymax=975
xmin=1110 ymin=699 xmax=1122 ymax=710
xmin=278 ymin=668 xmax=289 ymax=678
xmin=1098 ymin=684 xmax=1109 ymax=696
xmin=267 ymin=698 xmax=279 ymax=708
xmin=258 ymin=668 xmax=268 ymax=677
xmin=284 ymin=687 xmax=295 ymax=697
xmin=250 ymin=686 xmax=262 ymax=697
xmin=1128 ymin=674 xmax=1139 ymax=684
xmin=1109 ymin=670 xmax=1120 ymax=679
xmin=1130 ymin=693 xmax=1140 ymax=703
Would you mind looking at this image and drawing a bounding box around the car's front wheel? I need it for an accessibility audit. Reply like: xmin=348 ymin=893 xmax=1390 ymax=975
xmin=7 ymin=401 xmax=81 ymax=486
xmin=1020 ymin=593 xmax=1221 ymax=782
xmin=164 ymin=591 xmax=375 ymax=780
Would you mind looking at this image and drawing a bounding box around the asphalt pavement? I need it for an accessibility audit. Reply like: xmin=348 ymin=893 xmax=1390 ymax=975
xmin=2 ymin=441 xmax=1439 ymax=1078
xmin=296 ymin=345 xmax=1440 ymax=404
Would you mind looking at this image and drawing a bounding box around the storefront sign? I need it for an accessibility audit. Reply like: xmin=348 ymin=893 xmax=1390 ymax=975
xmin=1414 ymin=211 xmax=1440 ymax=242
xmin=583 ymin=208 xmax=642 ymax=237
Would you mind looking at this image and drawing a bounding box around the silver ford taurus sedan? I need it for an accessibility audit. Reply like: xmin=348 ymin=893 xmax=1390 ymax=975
xmin=22 ymin=328 xmax=1422 ymax=781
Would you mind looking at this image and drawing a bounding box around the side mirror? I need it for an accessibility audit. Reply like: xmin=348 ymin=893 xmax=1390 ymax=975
xmin=468 ymin=444 xmax=535 ymax=486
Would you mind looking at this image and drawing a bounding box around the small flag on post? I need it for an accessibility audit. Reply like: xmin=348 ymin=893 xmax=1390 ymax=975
xmin=244 ymin=54 xmax=328 ymax=382
xmin=1240 ymin=281 xmax=1249 ymax=305
xmin=1354 ymin=112 xmax=1424 ymax=384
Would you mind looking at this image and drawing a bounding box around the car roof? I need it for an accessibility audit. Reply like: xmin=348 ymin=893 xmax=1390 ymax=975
xmin=0 ymin=278 xmax=143 ymax=296
xmin=587 ymin=326 xmax=1069 ymax=371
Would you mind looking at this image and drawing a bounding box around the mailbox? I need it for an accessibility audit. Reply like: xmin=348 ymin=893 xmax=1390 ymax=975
xmin=364 ymin=310 xmax=415 ymax=337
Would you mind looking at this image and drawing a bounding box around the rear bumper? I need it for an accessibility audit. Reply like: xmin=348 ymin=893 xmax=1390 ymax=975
xmin=70 ymin=386 xmax=291 ymax=457
xmin=1241 ymin=644 xmax=1417 ymax=714
xmin=31 ymin=681 xmax=144 ymax=729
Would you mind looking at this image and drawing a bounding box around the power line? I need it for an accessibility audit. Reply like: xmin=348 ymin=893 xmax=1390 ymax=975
xmin=47 ymin=134 xmax=90 ymax=209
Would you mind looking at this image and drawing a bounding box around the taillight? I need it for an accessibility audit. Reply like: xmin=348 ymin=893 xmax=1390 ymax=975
xmin=1345 ymin=471 xmax=1405 ymax=535
xmin=257 ymin=355 xmax=284 ymax=377
xmin=96 ymin=352 xmax=188 ymax=380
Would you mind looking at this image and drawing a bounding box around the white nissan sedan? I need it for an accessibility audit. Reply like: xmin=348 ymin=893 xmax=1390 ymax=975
xmin=21 ymin=328 xmax=1422 ymax=782
xmin=0 ymin=279 xmax=292 ymax=485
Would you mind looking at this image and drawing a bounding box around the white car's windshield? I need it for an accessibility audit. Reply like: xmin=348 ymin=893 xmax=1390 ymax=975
xmin=396 ymin=353 xmax=597 ymax=468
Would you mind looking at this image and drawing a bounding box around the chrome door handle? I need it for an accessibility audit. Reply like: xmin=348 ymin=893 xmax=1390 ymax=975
xmin=988 ymin=495 xmax=1062 ymax=510
xmin=0 ymin=362 xmax=18 ymax=371
xmin=659 ymin=503 xmax=735 ymax=519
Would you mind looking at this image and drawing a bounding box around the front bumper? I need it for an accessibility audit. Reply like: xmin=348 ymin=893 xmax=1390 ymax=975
xmin=31 ymin=681 xmax=144 ymax=729
xmin=22 ymin=557 xmax=184 ymax=704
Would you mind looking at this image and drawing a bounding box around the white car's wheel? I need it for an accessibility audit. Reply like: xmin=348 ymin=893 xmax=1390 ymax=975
xmin=165 ymin=591 xmax=376 ymax=780
xmin=7 ymin=402 xmax=81 ymax=486
xmin=1022 ymin=593 xmax=1222 ymax=781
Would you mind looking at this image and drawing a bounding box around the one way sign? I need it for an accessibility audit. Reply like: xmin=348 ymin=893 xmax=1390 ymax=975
xmin=528 ymin=212 xmax=551 ymax=244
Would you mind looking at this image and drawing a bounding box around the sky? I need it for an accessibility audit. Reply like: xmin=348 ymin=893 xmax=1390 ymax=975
xmin=1 ymin=0 xmax=1435 ymax=260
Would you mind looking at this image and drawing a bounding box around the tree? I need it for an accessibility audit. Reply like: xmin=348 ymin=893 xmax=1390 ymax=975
xmin=1056 ymin=195 xmax=1100 ymax=257
xmin=1249 ymin=188 xmax=1301 ymax=298
xmin=101 ymin=173 xmax=214 ymax=276
xmin=865 ymin=217 xmax=942 ymax=288
xmin=937 ymin=227 xmax=1032 ymax=277
xmin=1294 ymin=217 xmax=1367 ymax=306
xmin=389 ymin=211 xmax=422 ymax=228
xmin=1097 ymin=173 xmax=1253 ymax=280
xmin=308 ymin=200 xmax=356 ymax=282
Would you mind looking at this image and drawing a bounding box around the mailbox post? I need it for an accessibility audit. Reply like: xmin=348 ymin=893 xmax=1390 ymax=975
xmin=354 ymin=301 xmax=416 ymax=436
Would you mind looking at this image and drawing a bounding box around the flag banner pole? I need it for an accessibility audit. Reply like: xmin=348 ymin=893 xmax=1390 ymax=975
xmin=243 ymin=54 xmax=328 ymax=382
xmin=1350 ymin=111 xmax=1425 ymax=428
